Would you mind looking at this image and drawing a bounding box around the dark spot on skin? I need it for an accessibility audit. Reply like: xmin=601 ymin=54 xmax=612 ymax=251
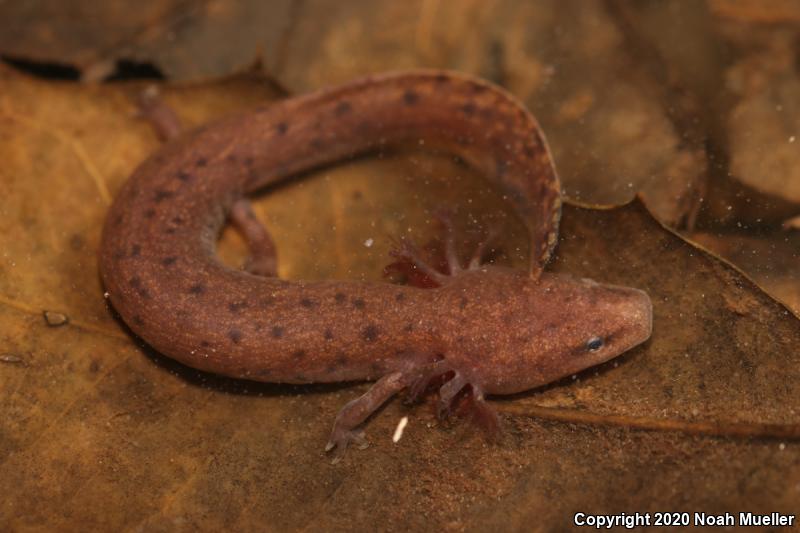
xmin=459 ymin=296 xmax=468 ymax=310
xmin=89 ymin=360 xmax=99 ymax=373
xmin=177 ymin=171 xmax=192 ymax=182
xmin=144 ymin=208 xmax=156 ymax=219
xmin=131 ymin=244 xmax=141 ymax=257
xmin=470 ymin=83 xmax=488 ymax=93
xmin=324 ymin=328 xmax=334 ymax=340
xmin=228 ymin=330 xmax=243 ymax=344
xmin=395 ymin=292 xmax=405 ymax=302
xmin=300 ymin=297 xmax=316 ymax=308
xmin=132 ymin=315 xmax=144 ymax=326
xmin=228 ymin=301 xmax=248 ymax=313
xmin=311 ymin=137 xmax=324 ymax=150
xmin=257 ymin=369 xmax=271 ymax=378
xmin=164 ymin=227 xmax=176 ymax=234
xmin=334 ymin=101 xmax=352 ymax=115
xmin=112 ymin=213 xmax=123 ymax=227
xmin=153 ymin=189 xmax=173 ymax=202
xmin=352 ymin=190 xmax=363 ymax=200
xmin=129 ymin=277 xmax=150 ymax=299
xmin=403 ymin=90 xmax=419 ymax=105
xmin=171 ymin=216 xmax=184 ymax=225
xmin=112 ymin=250 xmax=125 ymax=261
xmin=457 ymin=335 xmax=466 ymax=344
xmin=196 ymin=157 xmax=207 ymax=167
xmin=161 ymin=256 xmax=177 ymax=266
xmin=371 ymin=362 xmax=382 ymax=374
xmin=523 ymin=146 xmax=535 ymax=158
xmin=404 ymin=323 xmax=413 ymax=332
xmin=188 ymin=284 xmax=205 ymax=295
xmin=334 ymin=293 xmax=346 ymax=304
xmin=225 ymin=154 xmax=237 ymax=164
xmin=244 ymin=156 xmax=254 ymax=168
xmin=200 ymin=340 xmax=211 ymax=348
xmin=326 ymin=353 xmax=349 ymax=373
xmin=362 ymin=324 xmax=379 ymax=342
xmin=276 ymin=122 xmax=288 ymax=135
xmin=353 ymin=298 xmax=365 ymax=310
xmin=271 ymin=326 xmax=284 ymax=339
xmin=434 ymin=73 xmax=449 ymax=83
xmin=461 ymin=102 xmax=477 ymax=116
xmin=293 ymin=350 xmax=306 ymax=360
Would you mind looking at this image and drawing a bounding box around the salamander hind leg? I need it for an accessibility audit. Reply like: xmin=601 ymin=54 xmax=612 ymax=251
xmin=467 ymin=220 xmax=503 ymax=270
xmin=384 ymin=214 xmax=504 ymax=288
xmin=432 ymin=209 xmax=462 ymax=275
xmin=385 ymin=237 xmax=449 ymax=287
xmin=230 ymin=199 xmax=278 ymax=277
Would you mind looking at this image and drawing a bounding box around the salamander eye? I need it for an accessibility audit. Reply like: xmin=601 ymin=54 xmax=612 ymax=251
xmin=585 ymin=336 xmax=604 ymax=352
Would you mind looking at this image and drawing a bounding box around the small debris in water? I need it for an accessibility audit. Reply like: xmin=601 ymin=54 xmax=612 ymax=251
xmin=43 ymin=310 xmax=69 ymax=327
xmin=393 ymin=416 xmax=409 ymax=443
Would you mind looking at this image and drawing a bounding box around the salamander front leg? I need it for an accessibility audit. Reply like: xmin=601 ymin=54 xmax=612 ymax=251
xmin=326 ymin=371 xmax=411 ymax=459
xmin=230 ymin=199 xmax=278 ymax=277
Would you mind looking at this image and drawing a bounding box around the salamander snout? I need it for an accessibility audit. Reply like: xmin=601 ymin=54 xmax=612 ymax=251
xmin=503 ymin=273 xmax=654 ymax=392
xmin=575 ymin=281 xmax=653 ymax=367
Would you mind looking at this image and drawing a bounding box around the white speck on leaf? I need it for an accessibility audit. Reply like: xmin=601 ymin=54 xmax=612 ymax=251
xmin=393 ymin=416 xmax=409 ymax=443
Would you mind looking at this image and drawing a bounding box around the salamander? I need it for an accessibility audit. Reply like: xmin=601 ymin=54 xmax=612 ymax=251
xmin=99 ymin=70 xmax=652 ymax=453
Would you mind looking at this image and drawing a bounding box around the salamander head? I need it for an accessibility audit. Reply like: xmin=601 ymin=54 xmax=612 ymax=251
xmin=447 ymin=269 xmax=652 ymax=394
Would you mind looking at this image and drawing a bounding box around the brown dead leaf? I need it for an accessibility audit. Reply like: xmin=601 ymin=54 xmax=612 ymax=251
xmin=274 ymin=0 xmax=706 ymax=227
xmin=0 ymin=0 xmax=294 ymax=82
xmin=722 ymin=29 xmax=800 ymax=204
xmin=689 ymin=230 xmax=800 ymax=315
xmin=709 ymin=0 xmax=800 ymax=24
xmin=666 ymin=5 xmax=800 ymax=319
xmin=1 ymin=0 xmax=706 ymax=228
xmin=3 ymin=64 xmax=800 ymax=531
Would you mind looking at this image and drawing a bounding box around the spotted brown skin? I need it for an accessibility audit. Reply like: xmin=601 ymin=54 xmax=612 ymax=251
xmin=99 ymin=70 xmax=652 ymax=453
